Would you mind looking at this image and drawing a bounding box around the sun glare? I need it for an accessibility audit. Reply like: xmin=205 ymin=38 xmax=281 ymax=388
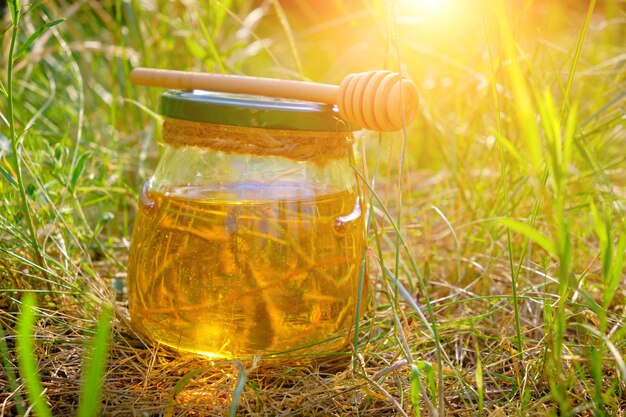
xmin=400 ymin=0 xmax=460 ymax=15
xmin=396 ymin=0 xmax=474 ymax=28
xmin=394 ymin=0 xmax=479 ymax=49
xmin=418 ymin=0 xmax=452 ymax=13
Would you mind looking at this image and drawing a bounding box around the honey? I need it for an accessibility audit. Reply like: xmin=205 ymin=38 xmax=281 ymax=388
xmin=128 ymin=182 xmax=366 ymax=358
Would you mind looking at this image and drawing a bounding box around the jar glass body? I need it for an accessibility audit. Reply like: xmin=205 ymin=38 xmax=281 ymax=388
xmin=127 ymin=121 xmax=366 ymax=358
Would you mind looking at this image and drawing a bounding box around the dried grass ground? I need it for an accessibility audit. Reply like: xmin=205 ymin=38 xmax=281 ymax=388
xmin=1 ymin=201 xmax=624 ymax=416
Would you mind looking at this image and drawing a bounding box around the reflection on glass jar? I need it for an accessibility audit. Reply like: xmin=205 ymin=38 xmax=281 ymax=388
xmin=128 ymin=91 xmax=367 ymax=358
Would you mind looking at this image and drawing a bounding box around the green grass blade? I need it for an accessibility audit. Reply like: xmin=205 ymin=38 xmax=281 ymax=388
xmin=604 ymin=337 xmax=626 ymax=383
xmin=410 ymin=364 xmax=421 ymax=417
xmin=269 ymin=0 xmax=304 ymax=76
xmin=0 ymin=165 xmax=18 ymax=188
xmin=354 ymin=167 xmax=449 ymax=406
xmin=370 ymin=207 xmax=416 ymax=363
xmin=228 ymin=361 xmax=247 ymax=417
xmin=0 ymin=323 xmax=26 ymax=415
xmin=561 ymin=0 xmax=596 ymax=116
xmin=198 ymin=15 xmax=226 ymax=74
xmin=379 ymin=260 xmax=434 ymax=337
xmin=496 ymin=3 xmax=541 ymax=172
xmin=604 ymin=234 xmax=626 ymax=309
xmin=212 ymin=0 xmax=233 ymax=35
xmin=580 ymin=91 xmax=626 ymax=128
xmin=69 ymin=151 xmax=91 ymax=193
xmin=77 ymin=305 xmax=112 ymax=417
xmin=5 ymin=0 xmax=48 ymax=280
xmin=8 ymin=0 xmax=20 ymax=25
xmin=352 ymin=246 xmax=369 ymax=356
xmin=482 ymin=4 xmax=525 ymax=365
xmin=16 ymin=293 xmax=52 ymax=417
xmin=173 ymin=369 xmax=205 ymax=395
xmin=13 ymin=18 xmax=65 ymax=61
xmin=164 ymin=368 xmax=207 ymax=417
xmin=590 ymin=346 xmax=606 ymax=416
xmin=431 ymin=205 xmax=462 ymax=282
xmin=499 ymin=218 xmax=558 ymax=256
xmin=417 ymin=361 xmax=436 ymax=399
xmin=353 ymin=168 xmax=433 ymax=315
xmin=475 ymin=343 xmax=484 ymax=415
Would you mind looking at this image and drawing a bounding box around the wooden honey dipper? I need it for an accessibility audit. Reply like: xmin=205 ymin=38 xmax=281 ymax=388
xmin=130 ymin=68 xmax=419 ymax=132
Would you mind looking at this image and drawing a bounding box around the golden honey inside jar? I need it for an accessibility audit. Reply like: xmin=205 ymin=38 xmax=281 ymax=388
xmin=128 ymin=91 xmax=367 ymax=358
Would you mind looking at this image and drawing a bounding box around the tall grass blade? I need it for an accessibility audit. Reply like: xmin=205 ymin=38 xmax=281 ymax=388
xmin=13 ymin=18 xmax=65 ymax=60
xmin=269 ymin=0 xmax=304 ymax=75
xmin=496 ymin=4 xmax=541 ymax=172
xmin=352 ymin=246 xmax=369 ymax=355
xmin=5 ymin=0 xmax=47 ymax=277
xmin=16 ymin=293 xmax=52 ymax=417
xmin=197 ymin=16 xmax=226 ymax=74
xmin=77 ymin=305 xmax=112 ymax=417
xmin=0 ymin=165 xmax=18 ymax=188
xmin=590 ymin=346 xmax=607 ymax=417
xmin=380 ymin=261 xmax=433 ymax=337
xmin=431 ymin=205 xmax=462 ymax=282
xmin=561 ymin=0 xmax=596 ymax=115
xmin=370 ymin=209 xmax=416 ymax=363
xmin=481 ymin=5 xmax=525 ymax=371
xmin=212 ymin=0 xmax=233 ymax=36
xmin=354 ymin=169 xmax=434 ymax=317
xmin=8 ymin=0 xmax=20 ymax=25
xmin=354 ymin=168 xmax=448 ymax=410
xmin=605 ymin=337 xmax=626 ymax=383
xmin=0 ymin=323 xmax=26 ymax=415
xmin=581 ymin=91 xmax=626 ymax=128
xmin=498 ymin=218 xmax=557 ymax=256
xmin=604 ymin=234 xmax=625 ymax=309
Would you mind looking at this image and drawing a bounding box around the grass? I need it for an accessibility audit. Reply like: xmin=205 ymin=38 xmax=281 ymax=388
xmin=1 ymin=0 xmax=626 ymax=415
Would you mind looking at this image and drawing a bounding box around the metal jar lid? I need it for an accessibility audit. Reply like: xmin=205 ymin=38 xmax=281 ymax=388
xmin=160 ymin=90 xmax=350 ymax=132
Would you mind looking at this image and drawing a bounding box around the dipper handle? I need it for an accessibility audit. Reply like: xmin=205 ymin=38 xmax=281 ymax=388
xmin=130 ymin=68 xmax=418 ymax=131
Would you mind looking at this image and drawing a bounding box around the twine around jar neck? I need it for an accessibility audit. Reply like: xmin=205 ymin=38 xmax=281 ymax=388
xmin=162 ymin=118 xmax=354 ymax=165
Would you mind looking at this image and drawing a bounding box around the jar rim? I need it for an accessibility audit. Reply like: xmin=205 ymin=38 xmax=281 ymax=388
xmin=160 ymin=90 xmax=353 ymax=132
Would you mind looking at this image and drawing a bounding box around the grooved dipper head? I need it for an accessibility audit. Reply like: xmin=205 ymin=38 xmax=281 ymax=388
xmin=337 ymin=70 xmax=419 ymax=132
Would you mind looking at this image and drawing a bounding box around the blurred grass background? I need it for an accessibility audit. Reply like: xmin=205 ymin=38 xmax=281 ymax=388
xmin=1 ymin=0 xmax=625 ymax=415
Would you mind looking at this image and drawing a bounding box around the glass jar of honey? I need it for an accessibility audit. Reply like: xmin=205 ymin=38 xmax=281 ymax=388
xmin=127 ymin=91 xmax=367 ymax=358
